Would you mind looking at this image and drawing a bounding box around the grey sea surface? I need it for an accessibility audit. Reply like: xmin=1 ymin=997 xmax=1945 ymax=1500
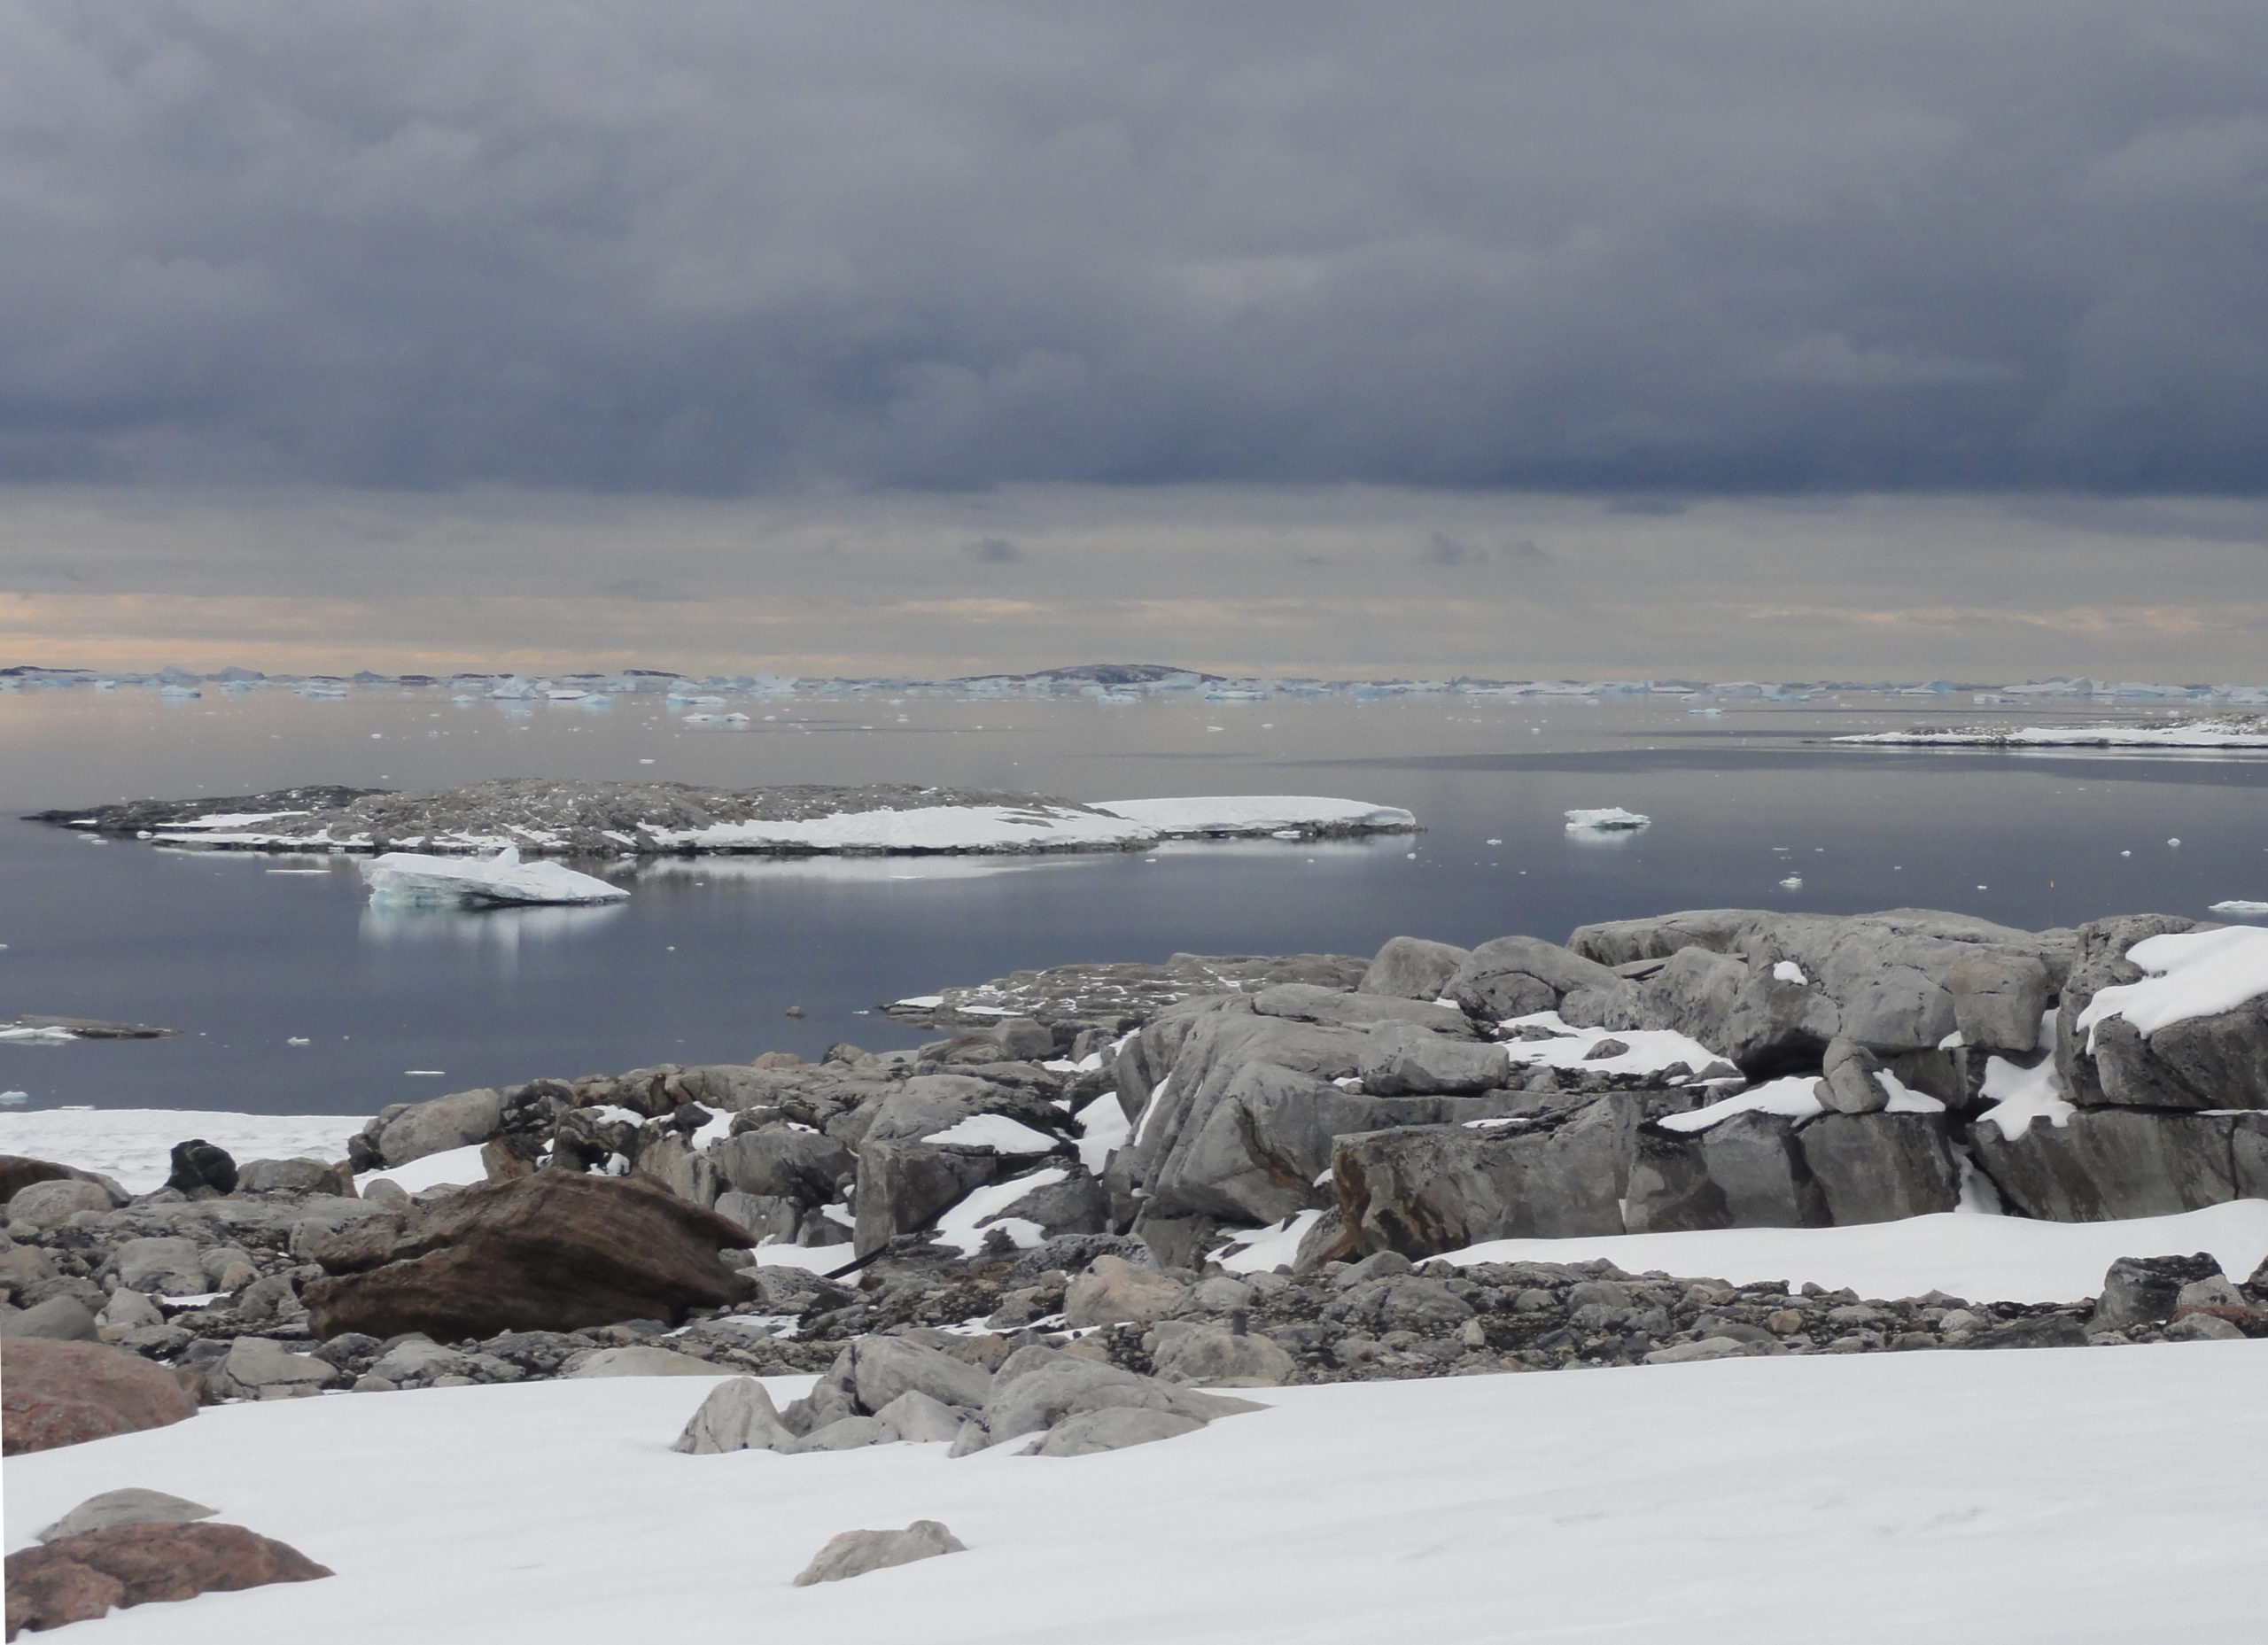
xmin=2 ymin=685 xmax=2263 ymax=1115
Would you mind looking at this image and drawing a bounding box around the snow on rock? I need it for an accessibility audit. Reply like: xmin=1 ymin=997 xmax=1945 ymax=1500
xmin=919 ymin=1114 xmax=1061 ymax=1154
xmin=2076 ymin=926 xmax=2268 ymax=1050
xmin=1211 ymin=1210 xmax=1326 ymax=1274
xmin=0 ymin=1110 xmax=369 ymax=1193
xmin=1975 ymin=1047 xmax=2078 ymax=1143
xmin=929 ymin=1168 xmax=1067 ymax=1255
xmin=1837 ymin=717 xmax=2268 ymax=749
xmin=358 ymin=847 xmax=630 ymax=908
xmin=1073 ymin=1094 xmax=1130 ymax=1176
xmin=1495 ymin=1013 xmax=1734 ymax=1081
xmin=1441 ymin=1199 xmax=2268 ymax=1305
xmin=1659 ymin=1072 xmax=1943 ymax=1134
xmin=1563 ymin=806 xmax=1651 ymax=831
xmin=355 ymin=1144 xmax=492 ymax=1196
xmin=1087 ymin=796 xmax=1418 ymax=836
xmin=12 ymin=1347 xmax=2268 ymax=1640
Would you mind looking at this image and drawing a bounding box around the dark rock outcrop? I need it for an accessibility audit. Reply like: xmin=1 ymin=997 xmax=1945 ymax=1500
xmin=301 ymin=1170 xmax=754 ymax=1340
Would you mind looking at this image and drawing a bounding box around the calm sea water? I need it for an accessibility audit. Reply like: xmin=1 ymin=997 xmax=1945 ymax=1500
xmin=2 ymin=686 xmax=2263 ymax=1114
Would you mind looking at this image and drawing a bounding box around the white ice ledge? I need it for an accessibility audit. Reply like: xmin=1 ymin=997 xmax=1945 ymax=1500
xmin=358 ymin=847 xmax=630 ymax=908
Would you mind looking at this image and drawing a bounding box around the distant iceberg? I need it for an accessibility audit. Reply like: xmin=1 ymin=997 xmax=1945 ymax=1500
xmin=1565 ymin=807 xmax=1651 ymax=832
xmin=2210 ymin=900 xmax=2268 ymax=920
xmin=358 ymin=847 xmax=629 ymax=908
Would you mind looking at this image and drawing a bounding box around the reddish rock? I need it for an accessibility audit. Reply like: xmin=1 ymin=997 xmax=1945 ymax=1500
xmin=5 ymin=1522 xmax=330 ymax=1638
xmin=302 ymin=1168 xmax=755 ymax=1341
xmin=0 ymin=1158 xmax=78 ymax=1205
xmin=2171 ymin=1302 xmax=2268 ymax=1338
xmin=1 ymin=1339 xmax=198 ymax=1456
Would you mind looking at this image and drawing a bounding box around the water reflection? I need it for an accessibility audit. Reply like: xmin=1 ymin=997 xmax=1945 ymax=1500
xmin=359 ymin=897 xmax=625 ymax=975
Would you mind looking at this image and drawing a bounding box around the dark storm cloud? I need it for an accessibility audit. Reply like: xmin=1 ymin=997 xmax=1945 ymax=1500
xmin=4 ymin=3 xmax=2267 ymax=494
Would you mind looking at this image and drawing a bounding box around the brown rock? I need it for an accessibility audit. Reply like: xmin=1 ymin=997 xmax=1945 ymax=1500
xmin=5 ymin=1522 xmax=330 ymax=1638
xmin=2170 ymin=1302 xmax=2268 ymax=1339
xmin=301 ymin=1168 xmax=754 ymax=1341
xmin=1 ymin=1339 xmax=198 ymax=1456
xmin=0 ymin=1158 xmax=81 ymax=1206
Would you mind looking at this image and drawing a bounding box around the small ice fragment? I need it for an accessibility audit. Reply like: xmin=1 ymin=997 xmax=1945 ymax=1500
xmin=286 ymin=1036 xmax=309 ymax=1046
xmin=1779 ymin=874 xmax=1803 ymax=889
xmin=1485 ymin=837 xmax=1503 ymax=846
xmin=2168 ymin=838 xmax=2181 ymax=848
xmin=0 ymin=1091 xmax=27 ymax=1105
xmin=405 ymin=1069 xmax=446 ymax=1076
xmin=1565 ymin=807 xmax=1650 ymax=832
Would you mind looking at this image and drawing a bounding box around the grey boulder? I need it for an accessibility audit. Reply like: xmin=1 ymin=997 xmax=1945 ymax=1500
xmin=1359 ymin=936 xmax=1472 ymax=1002
xmin=793 ymin=1520 xmax=966 ymax=1586
xmin=672 ymin=1377 xmax=798 ymax=1455
xmin=1033 ymin=1408 xmax=1206 ymax=1455
xmin=38 ymin=1489 xmax=218 ymax=1543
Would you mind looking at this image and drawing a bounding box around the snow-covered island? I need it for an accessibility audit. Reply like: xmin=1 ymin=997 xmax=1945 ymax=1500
xmin=1831 ymin=714 xmax=2268 ymax=749
xmin=27 ymin=780 xmax=1419 ymax=858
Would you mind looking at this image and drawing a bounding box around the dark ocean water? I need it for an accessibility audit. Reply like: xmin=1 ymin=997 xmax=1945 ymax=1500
xmin=2 ymin=686 xmax=2262 ymax=1113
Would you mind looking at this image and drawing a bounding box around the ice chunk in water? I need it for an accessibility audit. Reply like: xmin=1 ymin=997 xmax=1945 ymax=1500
xmin=357 ymin=847 xmax=629 ymax=908
xmin=1564 ymin=807 xmax=1651 ymax=831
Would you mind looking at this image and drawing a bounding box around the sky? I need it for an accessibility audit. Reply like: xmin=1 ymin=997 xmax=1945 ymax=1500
xmin=3 ymin=3 xmax=2265 ymax=677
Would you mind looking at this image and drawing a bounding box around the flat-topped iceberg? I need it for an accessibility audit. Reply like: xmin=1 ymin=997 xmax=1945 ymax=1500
xmin=1088 ymin=795 xmax=1418 ymax=836
xmin=1564 ymin=806 xmax=1651 ymax=831
xmin=358 ymin=847 xmax=630 ymax=908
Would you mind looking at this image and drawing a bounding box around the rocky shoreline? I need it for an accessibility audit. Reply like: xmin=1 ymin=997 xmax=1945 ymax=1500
xmin=28 ymin=780 xmax=1420 ymax=857
xmin=6 ymin=901 xmax=2268 ymax=1434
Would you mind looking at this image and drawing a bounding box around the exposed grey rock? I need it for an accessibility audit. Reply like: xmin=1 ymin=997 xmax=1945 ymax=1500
xmin=5 ymin=1179 xmax=117 ymax=1228
xmin=2166 ymin=1312 xmax=2247 ymax=1342
xmin=796 ymin=1415 xmax=889 ymax=1452
xmin=1150 ymin=1328 xmax=1297 ymax=1386
xmin=1332 ymin=1250 xmax=1414 ymax=1288
xmin=1325 ymin=1098 xmax=1646 ymax=1257
xmin=1625 ymin=1113 xmax=1829 ymax=1233
xmin=1814 ymin=1038 xmax=1890 ymax=1114
xmin=96 ymin=1290 xmax=163 ymax=1331
xmin=849 ymin=1335 xmax=994 ymax=1414
xmin=1249 ymin=984 xmax=1480 ymax=1038
xmin=1946 ymin=951 xmax=2052 ymax=1057
xmin=1034 ymin=1407 xmax=1206 ymax=1455
xmin=236 ymin=1158 xmax=353 ymax=1197
xmin=1798 ymin=1113 xmax=1961 ymax=1225
xmin=1065 ymin=1256 xmax=1188 ymax=1328
xmin=368 ymin=1088 xmax=504 ymax=1169
xmin=1359 ymin=936 xmax=1472 ymax=1002
xmin=1357 ymin=1023 xmax=1511 ymax=1096
xmin=672 ymin=1377 xmax=798 ymax=1455
xmin=711 ymin=1191 xmax=800 ymax=1245
xmin=793 ymin=1520 xmax=966 ymax=1586
xmin=874 ymin=1388 xmax=970 ymax=1443
xmin=979 ymin=1355 xmax=1258 ymax=1446
xmin=1446 ymin=935 xmax=1624 ymax=1021
xmin=2092 ymin=1253 xmax=2225 ymax=1331
xmin=0 ymin=1297 xmax=100 ymax=1341
xmin=563 ymin=1344 xmax=718 ymax=1377
xmin=113 ymin=1236 xmax=206 ymax=1297
xmin=1971 ymin=1108 xmax=2239 ymax=1221
xmin=715 ymin=1125 xmax=856 ymax=1204
xmin=37 ymin=1489 xmax=217 ymax=1543
xmin=206 ymin=1336 xmax=341 ymax=1400
xmin=1326 ymin=1276 xmax=1474 ymax=1336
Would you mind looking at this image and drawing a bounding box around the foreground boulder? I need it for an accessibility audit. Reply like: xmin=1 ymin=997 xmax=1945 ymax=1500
xmin=793 ymin=1521 xmax=965 ymax=1587
xmin=4 ymin=1522 xmax=330 ymax=1638
xmin=1 ymin=1339 xmax=198 ymax=1455
xmin=301 ymin=1170 xmax=753 ymax=1341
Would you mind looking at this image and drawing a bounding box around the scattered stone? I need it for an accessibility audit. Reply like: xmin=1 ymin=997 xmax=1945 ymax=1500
xmin=164 ymin=1140 xmax=239 ymax=1197
xmin=673 ymin=1377 xmax=798 ymax=1454
xmin=0 ymin=1298 xmax=100 ymax=1343
xmin=792 ymin=1520 xmax=966 ymax=1586
xmin=38 ymin=1490 xmax=217 ymax=1544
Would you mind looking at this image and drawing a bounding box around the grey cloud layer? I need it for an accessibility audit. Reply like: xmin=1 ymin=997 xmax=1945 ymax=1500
xmin=5 ymin=3 xmax=2267 ymax=493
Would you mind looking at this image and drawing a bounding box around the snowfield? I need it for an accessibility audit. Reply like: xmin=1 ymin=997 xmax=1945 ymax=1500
xmin=10 ymin=1346 xmax=2268 ymax=1642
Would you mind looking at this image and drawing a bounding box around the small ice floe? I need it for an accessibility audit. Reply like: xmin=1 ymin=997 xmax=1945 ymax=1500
xmin=0 ymin=1090 xmax=27 ymax=1105
xmin=1778 ymin=874 xmax=1804 ymax=889
xmin=0 ymin=1025 xmax=77 ymax=1044
xmin=286 ymin=1036 xmax=309 ymax=1046
xmin=357 ymin=846 xmax=631 ymax=909
xmin=2210 ymin=900 xmax=2268 ymax=919
xmin=1564 ymin=807 xmax=1651 ymax=832
xmin=158 ymin=684 xmax=200 ymax=700
xmin=682 ymin=711 xmax=751 ymax=726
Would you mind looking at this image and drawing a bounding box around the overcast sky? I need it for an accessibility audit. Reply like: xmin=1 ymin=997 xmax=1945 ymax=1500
xmin=3 ymin=4 xmax=2264 ymax=675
